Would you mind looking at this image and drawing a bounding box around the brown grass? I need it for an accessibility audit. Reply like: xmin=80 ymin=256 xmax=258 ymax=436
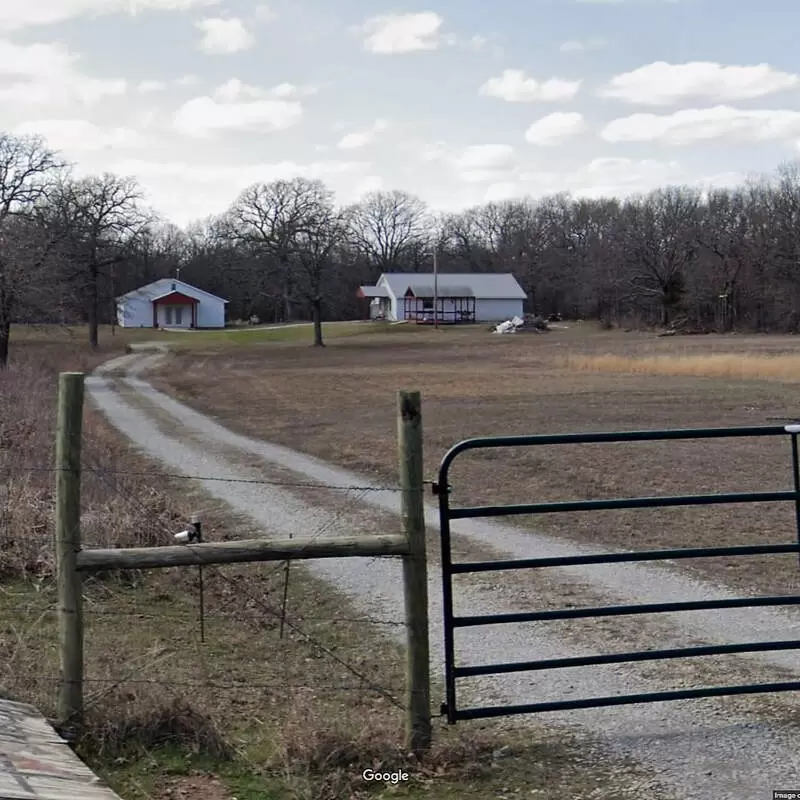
xmin=0 ymin=322 xmax=752 ymax=800
xmin=562 ymin=351 xmax=800 ymax=381
xmin=151 ymin=324 xmax=800 ymax=600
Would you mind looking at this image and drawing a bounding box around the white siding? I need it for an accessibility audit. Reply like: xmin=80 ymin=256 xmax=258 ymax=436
xmin=117 ymin=295 xmax=152 ymax=327
xmin=196 ymin=298 xmax=226 ymax=328
xmin=117 ymin=279 xmax=227 ymax=328
xmin=474 ymin=298 xmax=524 ymax=322
xmin=378 ymin=275 xmax=403 ymax=321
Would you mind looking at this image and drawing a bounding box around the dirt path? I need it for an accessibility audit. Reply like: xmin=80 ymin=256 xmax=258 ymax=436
xmin=87 ymin=349 xmax=800 ymax=800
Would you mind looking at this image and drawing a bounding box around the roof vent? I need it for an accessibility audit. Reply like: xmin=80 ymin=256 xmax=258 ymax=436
xmin=171 ymin=282 xmax=176 ymax=290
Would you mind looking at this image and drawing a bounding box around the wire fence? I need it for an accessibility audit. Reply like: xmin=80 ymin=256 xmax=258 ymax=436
xmin=1 ymin=433 xmax=426 ymax=725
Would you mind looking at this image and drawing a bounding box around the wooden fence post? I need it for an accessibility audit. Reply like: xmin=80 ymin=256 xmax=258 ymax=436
xmin=56 ymin=372 xmax=85 ymax=727
xmin=398 ymin=390 xmax=431 ymax=755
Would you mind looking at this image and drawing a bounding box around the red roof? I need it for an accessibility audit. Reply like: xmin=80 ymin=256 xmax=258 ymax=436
xmin=151 ymin=291 xmax=199 ymax=305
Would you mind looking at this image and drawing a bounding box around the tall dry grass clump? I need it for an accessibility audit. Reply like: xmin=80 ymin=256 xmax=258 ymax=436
xmin=0 ymin=347 xmax=184 ymax=580
xmin=561 ymin=352 xmax=800 ymax=382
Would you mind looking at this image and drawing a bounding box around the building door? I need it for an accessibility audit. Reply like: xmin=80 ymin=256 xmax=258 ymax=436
xmin=175 ymin=307 xmax=183 ymax=325
xmin=165 ymin=307 xmax=173 ymax=325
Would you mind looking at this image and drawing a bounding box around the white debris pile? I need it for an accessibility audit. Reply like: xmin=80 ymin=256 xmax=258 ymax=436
xmin=493 ymin=315 xmax=525 ymax=334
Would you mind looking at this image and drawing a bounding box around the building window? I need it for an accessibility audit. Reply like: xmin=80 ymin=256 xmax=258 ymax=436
xmin=171 ymin=282 xmax=176 ymax=290
xmin=422 ymin=299 xmax=433 ymax=310
xmin=175 ymin=307 xmax=183 ymax=325
xmin=165 ymin=307 xmax=173 ymax=325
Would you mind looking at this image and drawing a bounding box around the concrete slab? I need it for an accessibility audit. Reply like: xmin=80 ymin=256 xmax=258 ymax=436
xmin=0 ymin=700 xmax=122 ymax=800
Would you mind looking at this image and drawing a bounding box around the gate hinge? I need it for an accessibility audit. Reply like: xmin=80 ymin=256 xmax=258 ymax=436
xmin=431 ymin=482 xmax=451 ymax=496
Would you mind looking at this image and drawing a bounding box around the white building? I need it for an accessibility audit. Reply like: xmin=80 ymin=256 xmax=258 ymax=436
xmin=116 ymin=279 xmax=228 ymax=329
xmin=358 ymin=272 xmax=527 ymax=324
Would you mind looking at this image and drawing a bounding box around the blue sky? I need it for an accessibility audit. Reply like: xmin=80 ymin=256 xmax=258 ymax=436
xmin=3 ymin=0 xmax=799 ymax=225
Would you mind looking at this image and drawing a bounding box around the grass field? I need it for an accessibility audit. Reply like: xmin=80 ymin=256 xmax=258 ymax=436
xmin=8 ymin=318 xmax=800 ymax=798
xmin=151 ymin=322 xmax=800 ymax=599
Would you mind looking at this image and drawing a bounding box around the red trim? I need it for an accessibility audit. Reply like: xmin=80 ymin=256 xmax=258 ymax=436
xmin=152 ymin=291 xmax=199 ymax=305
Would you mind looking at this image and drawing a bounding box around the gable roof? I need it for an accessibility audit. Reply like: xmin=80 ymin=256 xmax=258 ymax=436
xmin=379 ymin=272 xmax=526 ymax=300
xmin=405 ymin=284 xmax=474 ymax=298
xmin=117 ymin=278 xmax=229 ymax=303
xmin=358 ymin=285 xmax=389 ymax=298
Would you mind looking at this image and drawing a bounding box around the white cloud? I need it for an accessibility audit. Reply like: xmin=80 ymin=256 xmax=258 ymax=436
xmin=484 ymin=181 xmax=520 ymax=202
xmin=14 ymin=119 xmax=146 ymax=152
xmin=479 ymin=69 xmax=581 ymax=102
xmin=110 ymin=157 xmax=365 ymax=224
xmin=452 ymin=144 xmax=516 ymax=182
xmin=601 ymin=106 xmax=800 ymax=145
xmin=210 ymin=79 xmax=317 ymax=103
xmin=0 ymin=0 xmax=221 ymax=30
xmin=337 ymin=119 xmax=388 ymax=149
xmin=524 ymin=112 xmax=586 ymax=145
xmin=353 ymin=175 xmax=384 ymax=197
xmin=253 ymin=4 xmax=276 ymax=22
xmin=173 ymin=94 xmax=302 ymax=138
xmin=600 ymin=61 xmax=799 ymax=105
xmin=0 ymin=39 xmax=126 ymax=107
xmin=559 ymin=37 xmax=606 ymax=52
xmin=361 ymin=12 xmax=443 ymax=54
xmin=520 ymin=157 xmax=685 ymax=198
xmin=196 ymin=17 xmax=254 ymax=55
xmin=418 ymin=140 xmax=449 ymax=162
xmin=138 ymin=80 xmax=167 ymax=93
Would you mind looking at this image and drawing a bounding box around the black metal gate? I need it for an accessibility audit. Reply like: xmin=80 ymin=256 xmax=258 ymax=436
xmin=434 ymin=424 xmax=800 ymax=723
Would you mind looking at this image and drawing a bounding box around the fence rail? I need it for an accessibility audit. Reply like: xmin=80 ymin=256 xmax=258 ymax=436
xmin=53 ymin=372 xmax=431 ymax=755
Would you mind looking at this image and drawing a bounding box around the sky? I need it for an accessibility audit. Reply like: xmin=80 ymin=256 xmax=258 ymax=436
xmin=2 ymin=0 xmax=799 ymax=226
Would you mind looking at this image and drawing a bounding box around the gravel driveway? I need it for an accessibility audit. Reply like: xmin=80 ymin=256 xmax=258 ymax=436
xmin=88 ymin=350 xmax=800 ymax=799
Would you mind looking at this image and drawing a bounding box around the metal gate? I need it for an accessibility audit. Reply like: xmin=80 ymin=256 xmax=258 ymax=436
xmin=434 ymin=424 xmax=800 ymax=723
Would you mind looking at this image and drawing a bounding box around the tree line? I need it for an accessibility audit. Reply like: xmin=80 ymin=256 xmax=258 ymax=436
xmin=3 ymin=129 xmax=800 ymax=365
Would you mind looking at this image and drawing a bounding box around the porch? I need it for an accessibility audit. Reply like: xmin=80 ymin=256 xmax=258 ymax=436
xmin=403 ymin=285 xmax=476 ymax=324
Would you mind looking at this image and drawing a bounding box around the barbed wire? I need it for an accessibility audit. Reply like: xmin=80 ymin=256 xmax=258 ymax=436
xmin=1 ymin=606 xmax=406 ymax=627
xmin=69 ymin=444 xmax=406 ymax=710
xmin=3 ymin=420 xmax=414 ymax=715
xmin=5 ymin=462 xmax=412 ymax=492
xmin=34 ymin=676 xmax=402 ymax=693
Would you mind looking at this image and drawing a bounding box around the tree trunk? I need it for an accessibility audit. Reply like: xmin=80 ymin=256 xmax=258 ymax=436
xmin=312 ymin=296 xmax=324 ymax=347
xmin=88 ymin=264 xmax=99 ymax=349
xmin=0 ymin=318 xmax=9 ymax=368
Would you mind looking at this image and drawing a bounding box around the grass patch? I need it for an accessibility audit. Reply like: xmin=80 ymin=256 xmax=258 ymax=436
xmin=151 ymin=324 xmax=800 ymax=602
xmin=158 ymin=321 xmax=388 ymax=350
xmin=561 ymin=351 xmax=800 ymax=381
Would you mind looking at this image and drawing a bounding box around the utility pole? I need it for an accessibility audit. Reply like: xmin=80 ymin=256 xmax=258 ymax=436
xmin=433 ymin=248 xmax=438 ymax=330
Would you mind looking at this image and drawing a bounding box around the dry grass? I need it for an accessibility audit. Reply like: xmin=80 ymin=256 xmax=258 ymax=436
xmin=151 ymin=323 xmax=800 ymax=600
xmin=562 ymin=351 xmax=800 ymax=381
xmin=1 ymin=327 xmax=669 ymax=799
xmin=0 ymin=342 xmax=185 ymax=580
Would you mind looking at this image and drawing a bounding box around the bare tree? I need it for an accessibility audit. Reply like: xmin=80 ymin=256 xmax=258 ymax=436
xmin=0 ymin=134 xmax=66 ymax=367
xmin=344 ymin=189 xmax=429 ymax=273
xmin=292 ymin=192 xmax=344 ymax=346
xmin=51 ymin=173 xmax=147 ymax=348
xmin=621 ymin=187 xmax=702 ymax=327
xmin=226 ymin=177 xmax=329 ymax=322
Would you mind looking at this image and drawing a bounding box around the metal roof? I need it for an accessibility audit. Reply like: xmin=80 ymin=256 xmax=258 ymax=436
xmin=117 ymin=278 xmax=229 ymax=303
xmin=358 ymin=285 xmax=389 ymax=298
xmin=379 ymin=272 xmax=526 ymax=300
xmin=405 ymin=284 xmax=474 ymax=298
